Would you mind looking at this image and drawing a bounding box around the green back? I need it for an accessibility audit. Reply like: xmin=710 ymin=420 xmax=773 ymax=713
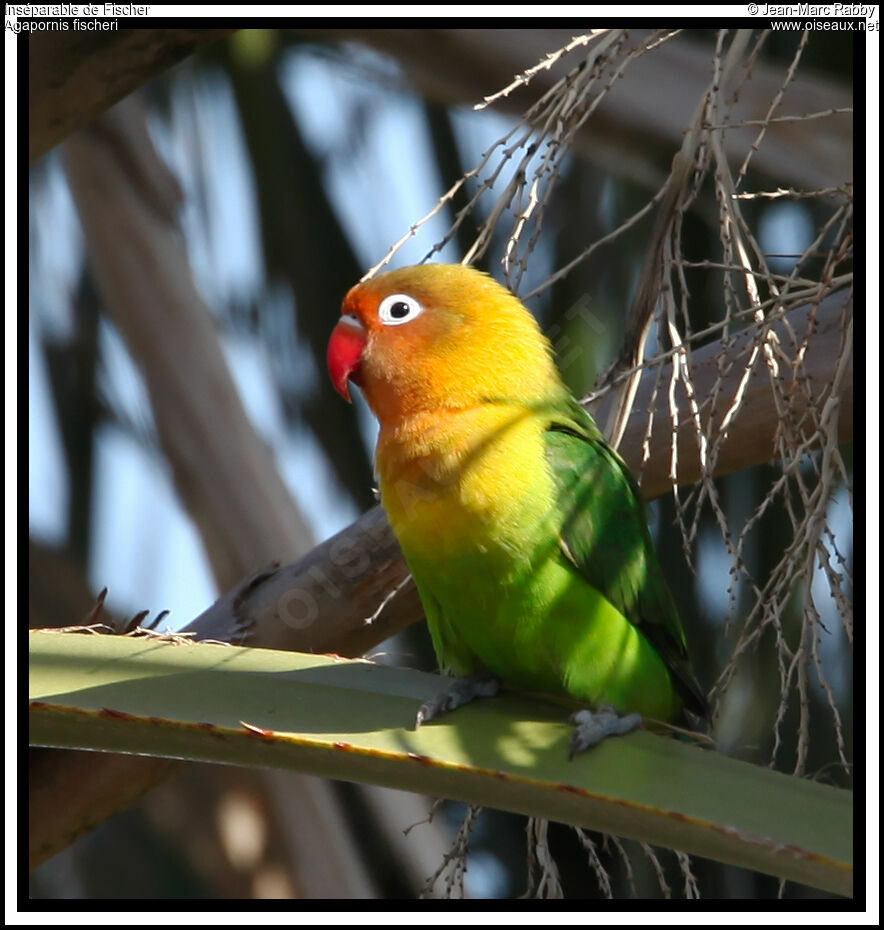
xmin=544 ymin=398 xmax=708 ymax=718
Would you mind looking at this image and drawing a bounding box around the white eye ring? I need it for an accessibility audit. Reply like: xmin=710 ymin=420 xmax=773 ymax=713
xmin=378 ymin=293 xmax=424 ymax=326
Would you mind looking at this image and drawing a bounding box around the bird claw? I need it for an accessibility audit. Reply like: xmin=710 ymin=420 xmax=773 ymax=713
xmin=568 ymin=705 xmax=642 ymax=758
xmin=415 ymin=673 xmax=500 ymax=728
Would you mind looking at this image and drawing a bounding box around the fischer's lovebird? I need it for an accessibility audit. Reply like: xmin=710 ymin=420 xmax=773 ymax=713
xmin=327 ymin=264 xmax=707 ymax=754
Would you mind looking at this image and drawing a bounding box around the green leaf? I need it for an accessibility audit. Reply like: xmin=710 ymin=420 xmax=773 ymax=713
xmin=28 ymin=630 xmax=852 ymax=896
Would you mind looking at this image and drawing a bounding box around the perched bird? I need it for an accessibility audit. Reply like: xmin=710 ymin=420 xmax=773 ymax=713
xmin=327 ymin=264 xmax=707 ymax=755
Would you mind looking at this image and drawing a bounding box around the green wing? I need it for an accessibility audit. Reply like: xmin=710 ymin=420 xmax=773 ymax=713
xmin=544 ymin=398 xmax=708 ymax=718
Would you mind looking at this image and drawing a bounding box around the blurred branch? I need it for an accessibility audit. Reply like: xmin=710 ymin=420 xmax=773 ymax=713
xmin=28 ymin=28 xmax=236 ymax=162
xmin=604 ymin=288 xmax=852 ymax=491
xmin=64 ymin=97 xmax=314 ymax=591
xmin=28 ymin=540 xmax=97 ymax=633
xmin=41 ymin=270 xmax=102 ymax=569
xmin=301 ymin=28 xmax=851 ymax=192
xmin=221 ymin=41 xmax=375 ymax=510
xmin=185 ymin=501 xmax=423 ymax=653
xmin=29 ymin=745 xmax=180 ymax=873
xmin=603 ymin=29 xmax=749 ymax=449
xmin=29 ymin=29 xmax=851 ymax=194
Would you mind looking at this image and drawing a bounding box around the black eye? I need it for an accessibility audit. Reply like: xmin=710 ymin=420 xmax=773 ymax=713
xmin=378 ymin=293 xmax=423 ymax=326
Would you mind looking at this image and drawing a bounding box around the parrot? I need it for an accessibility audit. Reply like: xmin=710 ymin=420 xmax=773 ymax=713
xmin=326 ymin=263 xmax=707 ymax=756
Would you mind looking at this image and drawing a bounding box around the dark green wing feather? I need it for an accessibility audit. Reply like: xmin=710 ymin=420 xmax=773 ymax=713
xmin=544 ymin=397 xmax=708 ymax=718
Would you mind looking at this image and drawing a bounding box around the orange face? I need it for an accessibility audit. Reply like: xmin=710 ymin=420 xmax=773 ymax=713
xmin=327 ymin=264 xmax=559 ymax=428
xmin=328 ymin=271 xmax=457 ymax=410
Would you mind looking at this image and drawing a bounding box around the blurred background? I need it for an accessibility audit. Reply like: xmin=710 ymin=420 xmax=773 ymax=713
xmin=27 ymin=26 xmax=855 ymax=899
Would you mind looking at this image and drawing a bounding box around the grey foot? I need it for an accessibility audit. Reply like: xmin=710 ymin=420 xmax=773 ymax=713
xmin=569 ymin=705 xmax=642 ymax=758
xmin=415 ymin=673 xmax=500 ymax=728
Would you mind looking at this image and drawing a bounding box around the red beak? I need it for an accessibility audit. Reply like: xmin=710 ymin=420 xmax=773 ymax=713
xmin=327 ymin=315 xmax=367 ymax=403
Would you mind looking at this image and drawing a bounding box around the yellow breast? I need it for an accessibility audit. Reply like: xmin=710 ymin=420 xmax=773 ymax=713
xmin=376 ymin=405 xmax=557 ymax=569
